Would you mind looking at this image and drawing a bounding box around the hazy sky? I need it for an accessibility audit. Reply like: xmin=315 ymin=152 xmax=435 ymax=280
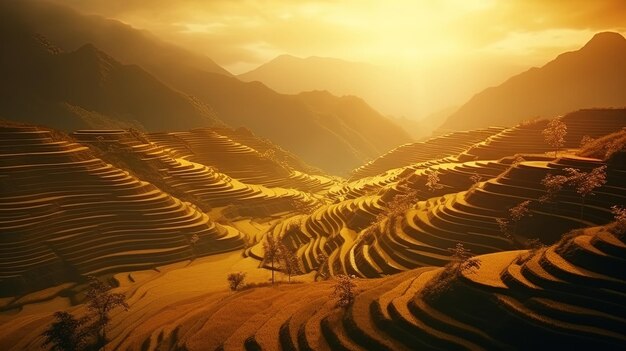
xmin=51 ymin=0 xmax=626 ymax=73
xmin=48 ymin=0 xmax=626 ymax=119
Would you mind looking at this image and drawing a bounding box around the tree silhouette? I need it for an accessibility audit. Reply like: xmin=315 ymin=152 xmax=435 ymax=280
xmin=611 ymin=205 xmax=626 ymax=234
xmin=449 ymin=243 xmax=481 ymax=274
xmin=42 ymin=311 xmax=90 ymax=351
xmin=277 ymin=243 xmax=300 ymax=282
xmin=565 ymin=166 xmax=607 ymax=219
xmin=262 ymin=233 xmax=280 ymax=284
xmin=496 ymin=218 xmax=513 ymax=241
xmin=189 ymin=233 xmax=200 ymax=258
xmin=85 ymin=277 xmax=129 ymax=351
xmin=540 ymin=173 xmax=569 ymax=207
xmin=332 ymin=274 xmax=357 ymax=308
xmin=580 ymin=135 xmax=595 ymax=148
xmin=542 ymin=117 xmax=567 ymax=157
xmin=227 ymin=272 xmax=246 ymax=291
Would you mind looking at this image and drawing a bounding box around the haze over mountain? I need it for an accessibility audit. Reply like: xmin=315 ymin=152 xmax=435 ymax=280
xmin=0 ymin=0 xmax=411 ymax=174
xmin=439 ymin=31 xmax=626 ymax=132
xmin=238 ymin=54 xmax=511 ymax=137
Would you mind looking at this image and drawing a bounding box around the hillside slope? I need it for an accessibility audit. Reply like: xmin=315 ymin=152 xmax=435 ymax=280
xmin=0 ymin=20 xmax=222 ymax=131
xmin=439 ymin=32 xmax=626 ymax=132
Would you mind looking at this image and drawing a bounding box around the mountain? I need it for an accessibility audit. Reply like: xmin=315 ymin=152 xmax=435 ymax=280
xmin=439 ymin=31 xmax=626 ymax=132
xmin=0 ymin=20 xmax=221 ymax=131
xmin=239 ymin=54 xmax=413 ymax=119
xmin=295 ymin=91 xmax=413 ymax=162
xmin=0 ymin=0 xmax=412 ymax=174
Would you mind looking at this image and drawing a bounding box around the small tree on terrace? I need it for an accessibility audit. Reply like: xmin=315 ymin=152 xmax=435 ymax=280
xmin=332 ymin=274 xmax=357 ymax=308
xmin=426 ymin=169 xmax=444 ymax=192
xmin=580 ymin=135 xmax=595 ymax=148
xmin=42 ymin=312 xmax=91 ymax=351
xmin=565 ymin=166 xmax=607 ymax=219
xmin=610 ymin=205 xmax=626 ymax=234
xmin=227 ymin=272 xmax=246 ymax=291
xmin=85 ymin=277 xmax=129 ymax=351
xmin=540 ymin=173 xmax=569 ymax=207
xmin=496 ymin=217 xmax=513 ymax=241
xmin=263 ymin=233 xmax=280 ymax=284
xmin=449 ymin=243 xmax=481 ymax=275
xmin=278 ymin=243 xmax=300 ymax=282
xmin=189 ymin=233 xmax=200 ymax=258
xmin=509 ymin=200 xmax=533 ymax=234
xmin=542 ymin=117 xmax=567 ymax=157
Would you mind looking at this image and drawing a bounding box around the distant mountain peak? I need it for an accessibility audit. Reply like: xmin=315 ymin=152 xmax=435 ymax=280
xmin=581 ymin=31 xmax=626 ymax=52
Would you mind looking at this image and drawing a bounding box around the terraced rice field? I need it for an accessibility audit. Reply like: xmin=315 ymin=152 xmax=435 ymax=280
xmin=147 ymin=128 xmax=334 ymax=193
xmin=73 ymin=130 xmax=320 ymax=219
xmin=0 ymin=126 xmax=243 ymax=296
xmin=4 ymin=225 xmax=621 ymax=350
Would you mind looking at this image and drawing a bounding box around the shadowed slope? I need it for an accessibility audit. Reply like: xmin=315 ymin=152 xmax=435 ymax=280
xmin=0 ymin=16 xmax=222 ymax=132
xmin=0 ymin=126 xmax=243 ymax=296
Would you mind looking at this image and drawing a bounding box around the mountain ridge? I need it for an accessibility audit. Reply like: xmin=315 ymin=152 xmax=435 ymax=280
xmin=438 ymin=31 xmax=626 ymax=132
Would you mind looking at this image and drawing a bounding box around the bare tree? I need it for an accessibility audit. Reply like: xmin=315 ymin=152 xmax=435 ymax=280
xmin=262 ymin=233 xmax=280 ymax=284
xmin=565 ymin=166 xmax=607 ymax=219
xmin=449 ymin=243 xmax=481 ymax=274
xmin=425 ymin=169 xmax=444 ymax=192
xmin=611 ymin=205 xmax=626 ymax=234
xmin=540 ymin=173 xmax=569 ymax=207
xmin=227 ymin=272 xmax=246 ymax=291
xmin=42 ymin=312 xmax=91 ymax=351
xmin=496 ymin=218 xmax=513 ymax=241
xmin=542 ymin=117 xmax=567 ymax=157
xmin=315 ymin=252 xmax=329 ymax=281
xmin=189 ymin=233 xmax=200 ymax=258
xmin=332 ymin=274 xmax=357 ymax=308
xmin=85 ymin=277 xmax=129 ymax=351
xmin=278 ymin=243 xmax=300 ymax=282
xmin=580 ymin=135 xmax=595 ymax=148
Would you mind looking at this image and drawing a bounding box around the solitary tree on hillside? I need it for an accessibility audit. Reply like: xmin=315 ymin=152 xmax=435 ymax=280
xmin=263 ymin=233 xmax=280 ymax=285
xmin=332 ymin=274 xmax=357 ymax=308
xmin=278 ymin=243 xmax=300 ymax=282
xmin=227 ymin=272 xmax=246 ymax=291
xmin=189 ymin=233 xmax=200 ymax=258
xmin=85 ymin=277 xmax=129 ymax=351
xmin=426 ymin=169 xmax=444 ymax=192
xmin=42 ymin=312 xmax=91 ymax=351
xmin=315 ymin=252 xmax=329 ymax=281
xmin=540 ymin=173 xmax=569 ymax=210
xmin=496 ymin=218 xmax=513 ymax=241
xmin=542 ymin=117 xmax=567 ymax=157
xmin=610 ymin=205 xmax=626 ymax=234
xmin=449 ymin=243 xmax=481 ymax=274
xmin=580 ymin=135 xmax=595 ymax=148
xmin=565 ymin=166 xmax=607 ymax=219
